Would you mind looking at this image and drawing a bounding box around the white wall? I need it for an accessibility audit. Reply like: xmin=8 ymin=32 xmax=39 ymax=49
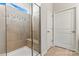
xmin=54 ymin=3 xmax=79 ymax=51
xmin=41 ymin=4 xmax=47 ymax=55
xmin=54 ymin=3 xmax=77 ymax=12
xmin=46 ymin=3 xmax=54 ymax=49
xmin=41 ymin=3 xmax=53 ymax=55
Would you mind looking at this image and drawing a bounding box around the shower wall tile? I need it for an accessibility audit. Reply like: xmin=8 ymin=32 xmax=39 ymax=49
xmin=7 ymin=40 xmax=26 ymax=52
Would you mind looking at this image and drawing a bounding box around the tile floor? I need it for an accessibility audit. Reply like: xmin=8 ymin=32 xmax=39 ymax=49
xmin=45 ymin=46 xmax=79 ymax=56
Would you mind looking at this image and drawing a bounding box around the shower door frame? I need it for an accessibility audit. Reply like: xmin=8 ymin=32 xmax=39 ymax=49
xmin=31 ymin=3 xmax=41 ymax=56
xmin=5 ymin=4 xmax=7 ymax=56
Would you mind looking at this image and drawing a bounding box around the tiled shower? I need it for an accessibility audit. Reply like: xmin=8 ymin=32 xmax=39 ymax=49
xmin=0 ymin=3 xmax=41 ymax=56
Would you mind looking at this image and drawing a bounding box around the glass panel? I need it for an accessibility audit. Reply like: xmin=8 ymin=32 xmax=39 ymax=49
xmin=0 ymin=3 xmax=6 ymax=56
xmin=32 ymin=4 xmax=40 ymax=56
xmin=6 ymin=3 xmax=32 ymax=56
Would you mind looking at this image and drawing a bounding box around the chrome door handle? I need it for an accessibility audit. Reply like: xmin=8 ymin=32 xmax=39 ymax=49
xmin=47 ymin=30 xmax=50 ymax=32
xmin=72 ymin=31 xmax=76 ymax=33
xmin=47 ymin=31 xmax=50 ymax=32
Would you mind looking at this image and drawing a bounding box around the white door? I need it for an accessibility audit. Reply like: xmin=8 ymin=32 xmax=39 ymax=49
xmin=55 ymin=8 xmax=76 ymax=51
xmin=47 ymin=11 xmax=53 ymax=49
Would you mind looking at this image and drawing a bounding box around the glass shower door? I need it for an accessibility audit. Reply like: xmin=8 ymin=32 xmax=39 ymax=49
xmin=32 ymin=3 xmax=41 ymax=56
xmin=6 ymin=3 xmax=32 ymax=56
xmin=0 ymin=3 xmax=6 ymax=56
xmin=0 ymin=3 xmax=41 ymax=56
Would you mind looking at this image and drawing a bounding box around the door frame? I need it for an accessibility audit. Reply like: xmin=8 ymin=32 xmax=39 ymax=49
xmin=31 ymin=3 xmax=41 ymax=56
xmin=53 ymin=5 xmax=78 ymax=52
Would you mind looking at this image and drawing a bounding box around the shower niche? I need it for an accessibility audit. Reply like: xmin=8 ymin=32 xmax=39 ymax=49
xmin=0 ymin=3 xmax=41 ymax=56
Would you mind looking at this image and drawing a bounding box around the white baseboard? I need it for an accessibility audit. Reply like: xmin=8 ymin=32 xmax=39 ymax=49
xmin=41 ymin=45 xmax=55 ymax=56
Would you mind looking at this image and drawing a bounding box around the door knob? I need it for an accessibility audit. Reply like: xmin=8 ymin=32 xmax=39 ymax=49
xmin=47 ymin=31 xmax=50 ymax=32
xmin=47 ymin=30 xmax=51 ymax=32
xmin=72 ymin=31 xmax=76 ymax=33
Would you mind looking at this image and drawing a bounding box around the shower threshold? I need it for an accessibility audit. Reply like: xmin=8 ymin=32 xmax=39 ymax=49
xmin=7 ymin=46 xmax=39 ymax=56
xmin=0 ymin=46 xmax=39 ymax=56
